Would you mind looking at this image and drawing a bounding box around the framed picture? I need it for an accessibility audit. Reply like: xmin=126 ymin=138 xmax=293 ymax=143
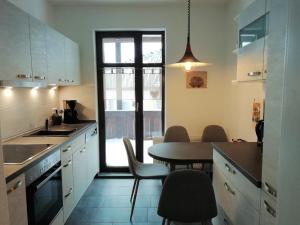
xmin=186 ymin=71 xmax=207 ymax=88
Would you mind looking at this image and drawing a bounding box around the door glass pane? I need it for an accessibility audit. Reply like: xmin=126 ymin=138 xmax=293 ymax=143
xmin=142 ymin=35 xmax=162 ymax=63
xmin=103 ymin=38 xmax=135 ymax=63
xmin=143 ymin=67 xmax=163 ymax=163
xmin=104 ymin=67 xmax=136 ymax=167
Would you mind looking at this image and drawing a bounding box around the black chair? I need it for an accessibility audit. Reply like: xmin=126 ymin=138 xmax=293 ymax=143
xmin=164 ymin=125 xmax=190 ymax=143
xmin=201 ymin=125 xmax=228 ymax=142
xmin=158 ymin=170 xmax=217 ymax=225
xmin=123 ymin=138 xmax=169 ymax=221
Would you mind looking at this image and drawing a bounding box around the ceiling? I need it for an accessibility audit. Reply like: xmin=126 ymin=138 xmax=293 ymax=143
xmin=48 ymin=0 xmax=229 ymax=6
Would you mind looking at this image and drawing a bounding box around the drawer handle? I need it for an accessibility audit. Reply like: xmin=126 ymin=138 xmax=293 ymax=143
xmin=62 ymin=146 xmax=71 ymax=153
xmin=91 ymin=128 xmax=97 ymax=136
xmin=265 ymin=182 xmax=277 ymax=198
xmin=64 ymin=188 xmax=73 ymax=198
xmin=80 ymin=147 xmax=86 ymax=153
xmin=17 ymin=74 xmax=32 ymax=79
xmin=225 ymin=163 xmax=236 ymax=174
xmin=7 ymin=180 xmax=23 ymax=194
xmin=264 ymin=200 xmax=276 ymax=218
xmin=247 ymin=71 xmax=262 ymax=76
xmin=224 ymin=182 xmax=235 ymax=195
xmin=63 ymin=160 xmax=72 ymax=168
xmin=34 ymin=76 xmax=46 ymax=80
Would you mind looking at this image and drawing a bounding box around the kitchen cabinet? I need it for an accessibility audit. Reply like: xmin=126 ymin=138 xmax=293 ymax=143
xmin=65 ymin=38 xmax=81 ymax=85
xmin=86 ymin=125 xmax=99 ymax=183
xmin=50 ymin=209 xmax=64 ymax=225
xmin=235 ymin=0 xmax=269 ymax=81
xmin=0 ymin=1 xmax=32 ymax=82
xmin=6 ymin=174 xmax=28 ymax=225
xmin=213 ymin=150 xmax=260 ymax=225
xmin=46 ymin=26 xmax=66 ymax=85
xmin=62 ymin=155 xmax=75 ymax=222
xmin=73 ymin=145 xmax=89 ymax=205
xmin=0 ymin=144 xmax=10 ymax=225
xmin=29 ymin=16 xmax=48 ymax=83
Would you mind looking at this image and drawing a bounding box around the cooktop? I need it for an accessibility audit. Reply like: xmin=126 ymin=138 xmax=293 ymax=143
xmin=3 ymin=144 xmax=53 ymax=165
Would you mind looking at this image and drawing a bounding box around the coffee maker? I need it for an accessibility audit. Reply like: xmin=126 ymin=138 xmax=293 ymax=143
xmin=63 ymin=100 xmax=79 ymax=124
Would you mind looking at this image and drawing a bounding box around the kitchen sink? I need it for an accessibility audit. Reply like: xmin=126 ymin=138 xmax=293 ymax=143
xmin=25 ymin=129 xmax=77 ymax=137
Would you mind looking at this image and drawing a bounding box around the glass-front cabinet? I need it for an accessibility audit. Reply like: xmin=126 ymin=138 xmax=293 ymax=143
xmin=235 ymin=0 xmax=270 ymax=81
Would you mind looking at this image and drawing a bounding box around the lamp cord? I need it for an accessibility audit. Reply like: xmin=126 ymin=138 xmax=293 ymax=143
xmin=187 ymin=0 xmax=191 ymax=42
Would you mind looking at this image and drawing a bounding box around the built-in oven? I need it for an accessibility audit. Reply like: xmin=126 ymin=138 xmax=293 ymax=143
xmin=25 ymin=149 xmax=63 ymax=225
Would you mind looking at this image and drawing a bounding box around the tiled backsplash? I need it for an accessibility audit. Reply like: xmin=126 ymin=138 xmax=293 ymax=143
xmin=0 ymin=87 xmax=59 ymax=140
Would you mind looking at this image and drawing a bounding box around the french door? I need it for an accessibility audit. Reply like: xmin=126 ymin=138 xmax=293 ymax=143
xmin=96 ymin=31 xmax=165 ymax=172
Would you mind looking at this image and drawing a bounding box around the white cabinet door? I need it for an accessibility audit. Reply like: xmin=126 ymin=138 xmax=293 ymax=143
xmin=86 ymin=127 xmax=99 ymax=183
xmin=65 ymin=38 xmax=80 ymax=85
xmin=6 ymin=174 xmax=28 ymax=225
xmin=62 ymin=156 xmax=75 ymax=222
xmin=29 ymin=16 xmax=48 ymax=83
xmin=0 ymin=145 xmax=10 ymax=225
xmin=73 ymin=147 xmax=89 ymax=205
xmin=0 ymin=1 xmax=32 ymax=81
xmin=46 ymin=26 xmax=66 ymax=85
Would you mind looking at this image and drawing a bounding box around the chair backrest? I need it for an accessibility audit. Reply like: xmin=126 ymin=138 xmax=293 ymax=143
xmin=202 ymin=125 xmax=228 ymax=142
xmin=158 ymin=170 xmax=217 ymax=223
xmin=123 ymin=138 xmax=140 ymax=177
xmin=164 ymin=126 xmax=190 ymax=142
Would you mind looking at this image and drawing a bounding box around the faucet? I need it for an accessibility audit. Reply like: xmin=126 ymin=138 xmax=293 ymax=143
xmin=45 ymin=119 xmax=49 ymax=131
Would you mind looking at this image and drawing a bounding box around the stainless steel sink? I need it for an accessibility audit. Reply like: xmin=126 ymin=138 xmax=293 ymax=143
xmin=25 ymin=129 xmax=77 ymax=137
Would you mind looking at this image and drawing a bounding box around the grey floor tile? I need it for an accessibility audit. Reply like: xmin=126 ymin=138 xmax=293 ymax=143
xmin=148 ymin=208 xmax=163 ymax=223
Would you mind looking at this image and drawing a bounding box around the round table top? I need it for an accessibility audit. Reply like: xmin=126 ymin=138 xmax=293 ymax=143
xmin=148 ymin=142 xmax=213 ymax=164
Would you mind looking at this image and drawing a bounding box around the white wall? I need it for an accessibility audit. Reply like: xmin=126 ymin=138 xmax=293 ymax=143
xmin=7 ymin=0 xmax=55 ymax=26
xmin=53 ymin=3 xmax=228 ymax=139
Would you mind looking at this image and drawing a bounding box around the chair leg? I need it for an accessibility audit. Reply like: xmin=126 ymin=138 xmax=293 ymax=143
xmin=130 ymin=178 xmax=137 ymax=202
xmin=130 ymin=179 xmax=140 ymax=221
xmin=162 ymin=218 xmax=166 ymax=225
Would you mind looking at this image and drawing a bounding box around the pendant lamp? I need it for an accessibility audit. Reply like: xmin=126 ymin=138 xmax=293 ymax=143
xmin=169 ymin=0 xmax=209 ymax=71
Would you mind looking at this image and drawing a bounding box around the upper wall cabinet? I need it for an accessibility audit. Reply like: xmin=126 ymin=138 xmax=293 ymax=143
xmin=0 ymin=1 xmax=32 ymax=81
xmin=235 ymin=0 xmax=270 ymax=82
xmin=0 ymin=0 xmax=81 ymax=87
xmin=65 ymin=38 xmax=81 ymax=85
xmin=29 ymin=16 xmax=48 ymax=84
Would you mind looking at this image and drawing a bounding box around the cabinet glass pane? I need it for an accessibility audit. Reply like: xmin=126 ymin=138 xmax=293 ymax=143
xmin=142 ymin=35 xmax=162 ymax=63
xmin=239 ymin=14 xmax=268 ymax=48
xmin=103 ymin=38 xmax=135 ymax=63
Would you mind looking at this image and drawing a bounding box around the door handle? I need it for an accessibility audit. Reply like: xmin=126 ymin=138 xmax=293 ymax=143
xmin=136 ymin=102 xmax=139 ymax=112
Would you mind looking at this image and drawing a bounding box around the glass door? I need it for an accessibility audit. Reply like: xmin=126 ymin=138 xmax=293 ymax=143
xmin=96 ymin=31 xmax=165 ymax=172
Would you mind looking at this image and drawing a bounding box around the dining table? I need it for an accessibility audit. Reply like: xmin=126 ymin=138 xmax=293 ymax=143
xmin=148 ymin=142 xmax=213 ymax=171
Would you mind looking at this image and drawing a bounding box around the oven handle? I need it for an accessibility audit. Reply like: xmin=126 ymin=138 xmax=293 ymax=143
xmin=35 ymin=166 xmax=62 ymax=191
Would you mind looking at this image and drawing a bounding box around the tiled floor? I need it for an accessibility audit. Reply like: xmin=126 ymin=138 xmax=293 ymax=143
xmin=66 ymin=179 xmax=163 ymax=225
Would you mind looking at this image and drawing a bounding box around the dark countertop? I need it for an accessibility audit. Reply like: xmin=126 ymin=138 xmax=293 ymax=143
xmin=3 ymin=121 xmax=97 ymax=183
xmin=212 ymin=142 xmax=262 ymax=188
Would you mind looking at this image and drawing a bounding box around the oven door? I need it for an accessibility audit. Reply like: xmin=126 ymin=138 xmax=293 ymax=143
xmin=26 ymin=162 xmax=63 ymax=225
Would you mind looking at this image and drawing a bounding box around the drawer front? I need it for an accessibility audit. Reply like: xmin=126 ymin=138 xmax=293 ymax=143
xmin=72 ymin=133 xmax=85 ymax=151
xmin=260 ymin=191 xmax=277 ymax=225
xmin=6 ymin=174 xmax=28 ymax=225
xmin=213 ymin=164 xmax=260 ymax=225
xmin=61 ymin=142 xmax=73 ymax=161
xmin=213 ymin=150 xmax=261 ymax=210
xmin=261 ymin=161 xmax=278 ymax=200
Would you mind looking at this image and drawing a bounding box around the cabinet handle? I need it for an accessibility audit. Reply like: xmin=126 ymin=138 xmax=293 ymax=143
xmin=264 ymin=182 xmax=277 ymax=198
xmin=34 ymin=76 xmax=46 ymax=80
xmin=71 ymin=80 xmax=75 ymax=83
xmin=17 ymin=74 xmax=32 ymax=79
xmin=64 ymin=188 xmax=73 ymax=198
xmin=264 ymin=200 xmax=276 ymax=218
xmin=63 ymin=160 xmax=72 ymax=168
xmin=225 ymin=163 xmax=235 ymax=174
xmin=7 ymin=180 xmax=23 ymax=194
xmin=224 ymin=182 xmax=235 ymax=195
xmin=80 ymin=147 xmax=86 ymax=153
xmin=62 ymin=146 xmax=71 ymax=153
xmin=91 ymin=129 xmax=97 ymax=137
xmin=247 ymin=71 xmax=262 ymax=76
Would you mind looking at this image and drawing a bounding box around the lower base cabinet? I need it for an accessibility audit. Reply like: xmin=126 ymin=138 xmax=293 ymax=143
xmin=6 ymin=174 xmax=28 ymax=225
xmin=50 ymin=210 xmax=64 ymax=225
